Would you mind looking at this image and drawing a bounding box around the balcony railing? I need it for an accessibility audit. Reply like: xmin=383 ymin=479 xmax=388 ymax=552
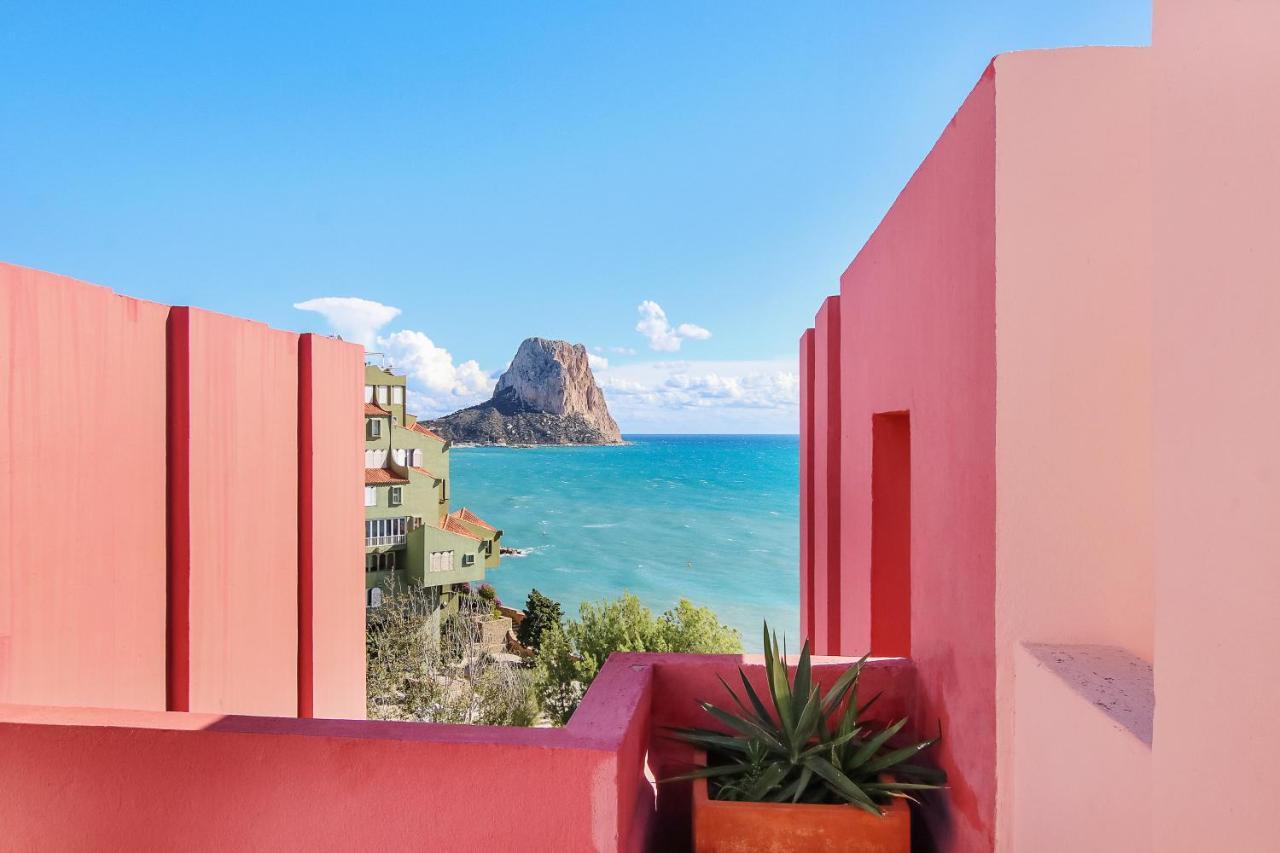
xmin=365 ymin=515 xmax=410 ymax=547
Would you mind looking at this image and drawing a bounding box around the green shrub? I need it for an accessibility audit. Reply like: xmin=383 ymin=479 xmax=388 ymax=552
xmin=532 ymin=592 xmax=742 ymax=724
xmin=517 ymin=588 xmax=564 ymax=651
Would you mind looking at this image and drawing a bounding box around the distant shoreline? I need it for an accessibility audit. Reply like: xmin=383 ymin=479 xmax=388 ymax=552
xmin=450 ymin=433 xmax=800 ymax=449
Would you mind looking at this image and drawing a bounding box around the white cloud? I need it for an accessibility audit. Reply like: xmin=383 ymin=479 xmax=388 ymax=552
xmin=596 ymin=357 xmax=798 ymax=433
xmin=293 ymin=297 xmax=401 ymax=350
xmin=635 ymin=300 xmax=711 ymax=352
xmin=377 ymin=330 xmax=495 ymax=413
xmin=587 ymin=352 xmax=609 ymax=371
xmin=295 ymin=296 xmax=495 ymax=416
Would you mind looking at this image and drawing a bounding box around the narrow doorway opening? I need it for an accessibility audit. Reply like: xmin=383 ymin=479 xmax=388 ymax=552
xmin=871 ymin=412 xmax=911 ymax=658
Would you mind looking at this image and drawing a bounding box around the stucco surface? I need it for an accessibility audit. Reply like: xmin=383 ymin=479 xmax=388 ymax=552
xmin=300 ymin=334 xmax=366 ymax=719
xmin=811 ymin=297 xmax=841 ymax=655
xmin=832 ymin=66 xmax=998 ymax=853
xmin=991 ymin=46 xmax=1153 ymax=849
xmin=1012 ymin=644 xmax=1151 ymax=853
xmin=0 ymin=263 xmax=169 ymax=711
xmin=1151 ymin=2 xmax=1280 ymax=849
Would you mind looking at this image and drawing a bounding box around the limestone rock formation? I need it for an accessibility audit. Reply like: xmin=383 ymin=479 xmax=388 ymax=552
xmin=427 ymin=338 xmax=623 ymax=445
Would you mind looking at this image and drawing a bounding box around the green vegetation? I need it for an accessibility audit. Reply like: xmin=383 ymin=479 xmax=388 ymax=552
xmin=515 ymin=588 xmax=563 ymax=651
xmin=665 ymin=623 xmax=945 ymax=814
xmin=366 ymin=579 xmax=537 ymax=726
xmin=532 ymin=591 xmax=743 ymax=724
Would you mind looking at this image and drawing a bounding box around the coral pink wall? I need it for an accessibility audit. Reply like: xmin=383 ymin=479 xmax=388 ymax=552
xmin=0 ymin=263 xmax=364 ymax=719
xmin=830 ymin=67 xmax=998 ymax=853
xmin=299 ymin=335 xmax=366 ymax=719
xmin=811 ymin=297 xmax=842 ymax=655
xmin=1010 ymin=646 xmax=1150 ymax=853
xmin=798 ymin=329 xmax=815 ymax=644
xmin=1151 ymin=2 xmax=1280 ymax=849
xmin=182 ymin=309 xmax=301 ymax=716
xmin=0 ymin=264 xmax=169 ymax=711
xmin=990 ymin=47 xmax=1153 ymax=848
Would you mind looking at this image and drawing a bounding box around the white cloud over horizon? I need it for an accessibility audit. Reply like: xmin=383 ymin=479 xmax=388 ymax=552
xmin=294 ymin=296 xmax=495 ymax=415
xmin=635 ymin=300 xmax=711 ymax=352
xmin=593 ymin=357 xmax=799 ymax=434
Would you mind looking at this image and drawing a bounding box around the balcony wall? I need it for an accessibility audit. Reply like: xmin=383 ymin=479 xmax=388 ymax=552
xmin=0 ymin=653 xmax=913 ymax=852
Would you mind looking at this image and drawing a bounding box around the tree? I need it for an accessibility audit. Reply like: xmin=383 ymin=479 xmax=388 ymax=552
xmin=517 ymin=587 xmax=564 ymax=651
xmin=532 ymin=592 xmax=742 ymax=724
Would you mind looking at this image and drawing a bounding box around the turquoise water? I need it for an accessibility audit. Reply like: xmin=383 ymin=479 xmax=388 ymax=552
xmin=449 ymin=435 xmax=799 ymax=652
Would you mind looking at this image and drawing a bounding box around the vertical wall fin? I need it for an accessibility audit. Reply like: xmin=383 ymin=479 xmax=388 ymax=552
xmin=166 ymin=307 xmax=191 ymax=712
xmin=798 ymin=329 xmax=816 ymax=646
xmin=297 ymin=336 xmax=315 ymax=718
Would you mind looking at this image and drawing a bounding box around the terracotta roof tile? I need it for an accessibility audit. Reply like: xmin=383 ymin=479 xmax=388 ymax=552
xmin=365 ymin=403 xmax=392 ymax=417
xmin=441 ymin=515 xmax=482 ymax=541
xmin=409 ymin=422 xmax=446 ymax=442
xmin=450 ymin=507 xmax=496 ymax=531
xmin=365 ymin=468 xmax=409 ymax=485
xmin=410 ymin=466 xmax=437 ymax=479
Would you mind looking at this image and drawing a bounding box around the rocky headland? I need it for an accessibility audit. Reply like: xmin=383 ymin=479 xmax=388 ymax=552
xmin=426 ymin=337 xmax=623 ymax=446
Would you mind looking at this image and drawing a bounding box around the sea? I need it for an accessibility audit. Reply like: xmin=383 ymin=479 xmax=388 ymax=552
xmin=449 ymin=434 xmax=799 ymax=653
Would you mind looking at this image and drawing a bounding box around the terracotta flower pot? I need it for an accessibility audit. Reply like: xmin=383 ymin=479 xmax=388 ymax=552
xmin=691 ymin=771 xmax=910 ymax=853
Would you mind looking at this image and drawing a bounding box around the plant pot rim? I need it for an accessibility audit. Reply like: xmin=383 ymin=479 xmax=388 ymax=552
xmin=691 ymin=753 xmax=911 ymax=819
xmin=690 ymin=771 xmax=910 ymax=819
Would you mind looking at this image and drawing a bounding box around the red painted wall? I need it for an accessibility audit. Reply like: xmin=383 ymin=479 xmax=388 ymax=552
xmin=1 ymin=263 xmax=364 ymax=719
xmin=0 ymin=264 xmax=169 ymax=711
xmin=835 ymin=68 xmax=997 ymax=853
xmin=299 ymin=334 xmax=366 ymax=719
xmin=811 ymin=297 xmax=841 ymax=655
xmin=797 ymin=329 xmax=815 ymax=645
xmin=0 ymin=653 xmax=662 ymax=852
xmin=183 ymin=308 xmax=301 ymax=716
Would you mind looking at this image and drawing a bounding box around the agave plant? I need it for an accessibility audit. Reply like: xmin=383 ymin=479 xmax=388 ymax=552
xmin=665 ymin=623 xmax=946 ymax=815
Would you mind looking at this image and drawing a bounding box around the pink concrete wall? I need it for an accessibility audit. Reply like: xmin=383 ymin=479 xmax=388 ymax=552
xmin=299 ymin=334 xmax=366 ymax=720
xmin=1011 ymin=646 xmax=1150 ymax=853
xmin=0 ymin=264 xmax=169 ymax=711
xmin=0 ymin=654 xmax=662 ymax=852
xmin=990 ymin=47 xmax=1154 ymax=847
xmin=183 ymin=308 xmax=301 ymax=716
xmin=798 ymin=329 xmax=815 ymax=644
xmin=834 ymin=68 xmax=998 ymax=853
xmin=1151 ymin=1 xmax=1280 ymax=849
xmin=811 ymin=297 xmax=841 ymax=655
xmin=1 ymin=263 xmax=365 ymax=719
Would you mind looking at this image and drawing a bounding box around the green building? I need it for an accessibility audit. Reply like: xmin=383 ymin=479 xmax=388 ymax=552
xmin=363 ymin=364 xmax=501 ymax=610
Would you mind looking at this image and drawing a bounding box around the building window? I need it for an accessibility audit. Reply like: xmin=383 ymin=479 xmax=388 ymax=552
xmin=392 ymin=386 xmax=404 ymax=404
xmin=364 ymin=385 xmax=374 ymax=403
xmin=364 ymin=487 xmax=376 ymax=507
xmin=428 ymin=550 xmax=454 ymax=573
xmin=389 ymin=486 xmax=402 ymax=506
xmin=365 ymin=516 xmax=409 ymax=547
xmin=462 ymin=553 xmax=475 ymax=567
xmin=367 ymin=418 xmax=382 ymax=440
xmin=481 ymin=540 xmax=492 ymax=555
xmin=377 ymin=385 xmax=389 ymax=405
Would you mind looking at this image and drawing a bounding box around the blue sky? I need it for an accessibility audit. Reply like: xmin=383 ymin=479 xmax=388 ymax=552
xmin=1 ymin=2 xmax=1149 ymax=432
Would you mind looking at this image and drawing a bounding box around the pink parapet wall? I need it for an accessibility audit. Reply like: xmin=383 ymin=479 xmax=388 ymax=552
xmin=0 ymin=266 xmax=170 ymax=711
xmin=0 ymin=262 xmax=365 ymax=719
